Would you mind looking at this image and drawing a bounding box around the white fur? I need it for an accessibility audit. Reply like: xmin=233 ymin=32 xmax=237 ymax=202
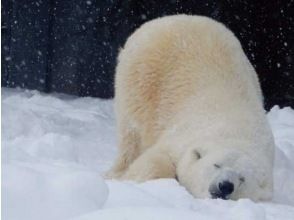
xmin=107 ymin=15 xmax=274 ymax=201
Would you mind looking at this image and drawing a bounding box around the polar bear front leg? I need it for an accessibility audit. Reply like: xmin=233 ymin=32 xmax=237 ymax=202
xmin=121 ymin=146 xmax=176 ymax=182
xmin=106 ymin=121 xmax=140 ymax=179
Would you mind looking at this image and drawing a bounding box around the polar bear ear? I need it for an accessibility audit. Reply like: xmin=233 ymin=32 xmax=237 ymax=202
xmin=194 ymin=150 xmax=201 ymax=159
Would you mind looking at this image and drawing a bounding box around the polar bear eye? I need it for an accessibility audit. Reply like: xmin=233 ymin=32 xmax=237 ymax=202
xmin=238 ymin=177 xmax=245 ymax=187
xmin=214 ymin=164 xmax=221 ymax=168
xmin=194 ymin=150 xmax=201 ymax=159
xmin=239 ymin=177 xmax=245 ymax=183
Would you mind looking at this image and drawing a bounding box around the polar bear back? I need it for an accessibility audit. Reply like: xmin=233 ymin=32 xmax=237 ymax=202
xmin=115 ymin=15 xmax=266 ymax=151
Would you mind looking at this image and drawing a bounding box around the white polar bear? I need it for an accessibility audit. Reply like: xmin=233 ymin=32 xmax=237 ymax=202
xmin=107 ymin=15 xmax=274 ymax=201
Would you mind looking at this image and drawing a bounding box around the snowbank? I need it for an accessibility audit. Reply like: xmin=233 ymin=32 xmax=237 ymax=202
xmin=2 ymin=163 xmax=108 ymax=220
xmin=267 ymin=106 xmax=294 ymax=205
xmin=2 ymin=88 xmax=294 ymax=220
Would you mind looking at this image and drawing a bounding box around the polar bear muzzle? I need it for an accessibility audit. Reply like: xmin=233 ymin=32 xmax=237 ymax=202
xmin=209 ymin=180 xmax=234 ymax=199
xmin=208 ymin=168 xmax=244 ymax=200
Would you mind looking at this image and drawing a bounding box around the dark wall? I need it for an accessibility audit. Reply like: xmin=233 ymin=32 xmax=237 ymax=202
xmin=2 ymin=0 xmax=293 ymax=110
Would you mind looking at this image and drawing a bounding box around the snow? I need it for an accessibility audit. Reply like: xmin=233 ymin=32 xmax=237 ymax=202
xmin=2 ymin=164 xmax=108 ymax=220
xmin=2 ymin=88 xmax=294 ymax=220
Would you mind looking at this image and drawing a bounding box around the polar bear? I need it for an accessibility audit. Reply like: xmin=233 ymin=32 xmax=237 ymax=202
xmin=107 ymin=15 xmax=274 ymax=201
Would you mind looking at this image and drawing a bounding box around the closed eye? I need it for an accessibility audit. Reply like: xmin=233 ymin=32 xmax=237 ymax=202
xmin=194 ymin=150 xmax=201 ymax=159
xmin=239 ymin=177 xmax=245 ymax=183
xmin=239 ymin=177 xmax=245 ymax=186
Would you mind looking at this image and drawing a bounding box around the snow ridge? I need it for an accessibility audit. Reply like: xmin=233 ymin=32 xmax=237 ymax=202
xmin=2 ymin=88 xmax=294 ymax=220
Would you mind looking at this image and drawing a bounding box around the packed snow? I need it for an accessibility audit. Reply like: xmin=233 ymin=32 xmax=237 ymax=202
xmin=2 ymin=88 xmax=294 ymax=220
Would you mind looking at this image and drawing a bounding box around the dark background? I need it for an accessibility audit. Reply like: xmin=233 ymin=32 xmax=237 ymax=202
xmin=2 ymin=0 xmax=294 ymax=110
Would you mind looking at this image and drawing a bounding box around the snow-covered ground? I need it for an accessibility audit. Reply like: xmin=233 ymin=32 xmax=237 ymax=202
xmin=2 ymin=88 xmax=294 ymax=220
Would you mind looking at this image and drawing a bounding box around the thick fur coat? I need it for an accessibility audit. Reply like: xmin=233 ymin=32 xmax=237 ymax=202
xmin=107 ymin=15 xmax=274 ymax=201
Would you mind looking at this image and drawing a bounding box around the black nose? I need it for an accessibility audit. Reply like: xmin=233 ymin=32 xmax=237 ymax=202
xmin=218 ymin=181 xmax=234 ymax=196
xmin=210 ymin=181 xmax=234 ymax=199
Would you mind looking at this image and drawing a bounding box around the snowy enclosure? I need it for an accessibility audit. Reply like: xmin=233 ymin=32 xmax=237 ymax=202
xmin=2 ymin=88 xmax=294 ymax=220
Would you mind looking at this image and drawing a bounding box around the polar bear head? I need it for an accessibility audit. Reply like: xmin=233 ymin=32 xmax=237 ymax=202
xmin=176 ymin=144 xmax=273 ymax=201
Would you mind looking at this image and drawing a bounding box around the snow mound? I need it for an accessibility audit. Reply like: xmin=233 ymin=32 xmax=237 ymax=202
xmin=267 ymin=106 xmax=294 ymax=205
xmin=2 ymin=88 xmax=294 ymax=220
xmin=2 ymin=163 xmax=108 ymax=220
